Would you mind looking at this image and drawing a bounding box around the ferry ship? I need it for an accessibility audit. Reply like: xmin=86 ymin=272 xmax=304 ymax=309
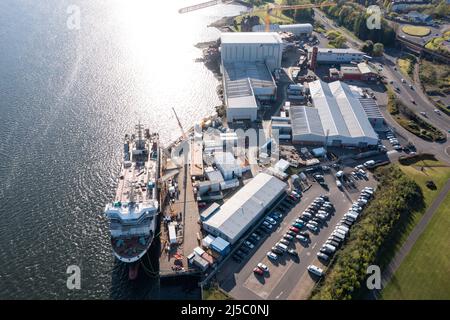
xmin=105 ymin=123 xmax=159 ymax=280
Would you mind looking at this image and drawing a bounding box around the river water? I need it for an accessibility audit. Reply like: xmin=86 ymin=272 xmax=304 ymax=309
xmin=0 ymin=0 xmax=246 ymax=299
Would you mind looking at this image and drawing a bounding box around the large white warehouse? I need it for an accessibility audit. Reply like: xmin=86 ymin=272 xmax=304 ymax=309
xmin=202 ymin=173 xmax=287 ymax=244
xmin=252 ymin=23 xmax=313 ymax=37
xmin=220 ymin=32 xmax=283 ymax=72
xmin=290 ymin=80 xmax=379 ymax=147
xmin=221 ymin=32 xmax=280 ymax=122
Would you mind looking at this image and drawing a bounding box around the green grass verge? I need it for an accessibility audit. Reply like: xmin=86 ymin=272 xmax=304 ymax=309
xmin=382 ymin=184 xmax=450 ymax=299
xmin=311 ymin=165 xmax=424 ymax=300
xmin=418 ymin=59 xmax=450 ymax=114
xmin=397 ymin=55 xmax=415 ymax=78
xmin=203 ymin=286 xmax=233 ymax=300
xmin=378 ymin=158 xmax=450 ymax=267
xmin=387 ymin=92 xmax=446 ymax=142
xmin=425 ymin=31 xmax=450 ymax=54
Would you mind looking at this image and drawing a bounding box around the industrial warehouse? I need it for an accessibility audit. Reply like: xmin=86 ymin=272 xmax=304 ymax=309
xmin=252 ymin=23 xmax=313 ymax=37
xmin=220 ymin=32 xmax=283 ymax=122
xmin=281 ymin=80 xmax=379 ymax=147
xmin=202 ymin=173 xmax=287 ymax=244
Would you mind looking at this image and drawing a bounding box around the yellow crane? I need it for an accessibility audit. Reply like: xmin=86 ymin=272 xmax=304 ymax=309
xmin=179 ymin=1 xmax=336 ymax=32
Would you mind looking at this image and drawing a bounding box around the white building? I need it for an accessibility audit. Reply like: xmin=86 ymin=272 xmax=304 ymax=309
xmin=252 ymin=23 xmax=313 ymax=37
xmin=290 ymin=80 xmax=379 ymax=147
xmin=221 ymin=32 xmax=283 ymax=72
xmin=214 ymin=152 xmax=242 ymax=180
xmin=308 ymin=47 xmax=366 ymax=64
xmin=220 ymin=33 xmax=282 ymax=122
xmin=202 ymin=173 xmax=287 ymax=244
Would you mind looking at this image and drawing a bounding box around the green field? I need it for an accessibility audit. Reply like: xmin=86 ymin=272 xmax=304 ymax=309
xmin=401 ymin=25 xmax=431 ymax=37
xmin=382 ymin=159 xmax=450 ymax=299
xmin=397 ymin=55 xmax=415 ymax=77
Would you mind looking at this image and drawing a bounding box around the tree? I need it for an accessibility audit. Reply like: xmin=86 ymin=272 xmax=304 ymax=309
xmin=361 ymin=40 xmax=374 ymax=54
xmin=373 ymin=43 xmax=384 ymax=56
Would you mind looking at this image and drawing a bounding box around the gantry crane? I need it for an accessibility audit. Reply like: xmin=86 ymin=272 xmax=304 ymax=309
xmin=179 ymin=1 xmax=336 ymax=32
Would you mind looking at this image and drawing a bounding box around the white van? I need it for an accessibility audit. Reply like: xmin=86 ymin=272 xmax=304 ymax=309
xmin=364 ymin=160 xmax=375 ymax=168
xmin=307 ymin=265 xmax=324 ymax=277
xmin=332 ymin=231 xmax=346 ymax=241
xmin=323 ymin=243 xmax=336 ymax=252
xmin=276 ymin=242 xmax=288 ymax=252
xmin=336 ymin=225 xmax=349 ymax=233
xmin=334 ymin=228 xmax=347 ymax=237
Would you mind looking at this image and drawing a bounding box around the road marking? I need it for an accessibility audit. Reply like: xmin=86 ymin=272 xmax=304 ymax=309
xmin=275 ymin=291 xmax=284 ymax=299
xmin=312 ymin=242 xmax=317 ymax=249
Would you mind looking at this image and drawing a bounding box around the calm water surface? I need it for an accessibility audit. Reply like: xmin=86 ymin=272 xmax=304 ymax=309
xmin=0 ymin=0 xmax=246 ymax=299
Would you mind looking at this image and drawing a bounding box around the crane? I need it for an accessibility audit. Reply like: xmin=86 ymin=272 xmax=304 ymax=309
xmin=172 ymin=107 xmax=187 ymax=140
xmin=179 ymin=1 xmax=336 ymax=32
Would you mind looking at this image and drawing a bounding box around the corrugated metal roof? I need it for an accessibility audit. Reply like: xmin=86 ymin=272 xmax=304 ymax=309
xmin=221 ymin=32 xmax=283 ymax=44
xmin=290 ymin=105 xmax=324 ymax=136
xmin=203 ymin=173 xmax=286 ymax=243
xmin=359 ymin=98 xmax=384 ymax=119
xmin=308 ymin=80 xmax=378 ymax=140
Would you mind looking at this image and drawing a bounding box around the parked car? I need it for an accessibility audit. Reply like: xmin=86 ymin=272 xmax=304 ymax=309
xmin=265 ymin=217 xmax=277 ymax=225
xmin=306 ymin=223 xmax=319 ymax=233
xmin=299 ymin=231 xmax=310 ymax=238
xmin=262 ymin=221 xmax=273 ymax=229
xmin=287 ymin=230 xmax=297 ymax=237
xmin=317 ymin=252 xmax=330 ymax=262
xmin=244 ymin=241 xmax=255 ymax=249
xmin=284 ymin=234 xmax=294 ymax=241
xmin=280 ymin=239 xmax=290 ymax=246
xmin=296 ymin=234 xmax=309 ymax=243
xmin=336 ymin=180 xmax=343 ymax=188
xmin=271 ymin=247 xmax=283 ymax=255
xmin=257 ymin=263 xmax=269 ymax=272
xmin=289 ymin=226 xmax=300 ymax=233
xmin=292 ymin=222 xmax=304 ymax=229
xmin=288 ymin=249 xmax=298 ymax=256
xmin=251 ymin=233 xmax=261 ymax=241
xmin=267 ymin=251 xmax=278 ymax=260
xmin=307 ymin=265 xmax=324 ymax=277
xmin=253 ymin=267 xmax=264 ymax=276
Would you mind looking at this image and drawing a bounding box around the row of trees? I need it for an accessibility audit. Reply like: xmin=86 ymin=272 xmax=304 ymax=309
xmin=322 ymin=2 xmax=396 ymax=47
xmin=361 ymin=40 xmax=384 ymax=56
xmin=281 ymin=0 xmax=315 ymax=23
xmin=312 ymin=165 xmax=423 ymax=300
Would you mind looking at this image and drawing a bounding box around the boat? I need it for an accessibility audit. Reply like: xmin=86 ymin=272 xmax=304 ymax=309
xmin=105 ymin=123 xmax=160 ymax=280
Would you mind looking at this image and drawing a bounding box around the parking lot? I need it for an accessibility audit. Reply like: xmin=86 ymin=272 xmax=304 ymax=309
xmin=216 ymin=165 xmax=378 ymax=300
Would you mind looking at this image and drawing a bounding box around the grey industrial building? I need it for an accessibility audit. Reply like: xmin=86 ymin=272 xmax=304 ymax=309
xmin=202 ymin=173 xmax=287 ymax=244
xmin=220 ymin=32 xmax=282 ymax=122
xmin=289 ymin=80 xmax=379 ymax=147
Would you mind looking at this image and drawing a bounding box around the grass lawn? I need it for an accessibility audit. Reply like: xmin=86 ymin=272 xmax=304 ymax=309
xmin=401 ymin=25 xmax=431 ymax=37
xmin=397 ymin=56 xmax=414 ymax=77
xmin=376 ymin=159 xmax=450 ymax=268
xmin=382 ymin=194 xmax=450 ymax=299
xmin=203 ymin=286 xmax=233 ymax=300
xmin=425 ymin=31 xmax=450 ymax=53
xmin=382 ymin=160 xmax=450 ymax=299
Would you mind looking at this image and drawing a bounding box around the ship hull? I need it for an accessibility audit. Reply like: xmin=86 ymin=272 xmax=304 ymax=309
xmin=111 ymin=235 xmax=154 ymax=264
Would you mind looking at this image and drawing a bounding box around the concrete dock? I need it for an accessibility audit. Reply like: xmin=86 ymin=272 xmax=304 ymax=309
xmin=158 ymin=149 xmax=202 ymax=277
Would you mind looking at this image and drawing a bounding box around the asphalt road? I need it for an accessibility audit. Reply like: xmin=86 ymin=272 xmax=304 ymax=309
xmin=313 ymin=10 xmax=450 ymax=163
